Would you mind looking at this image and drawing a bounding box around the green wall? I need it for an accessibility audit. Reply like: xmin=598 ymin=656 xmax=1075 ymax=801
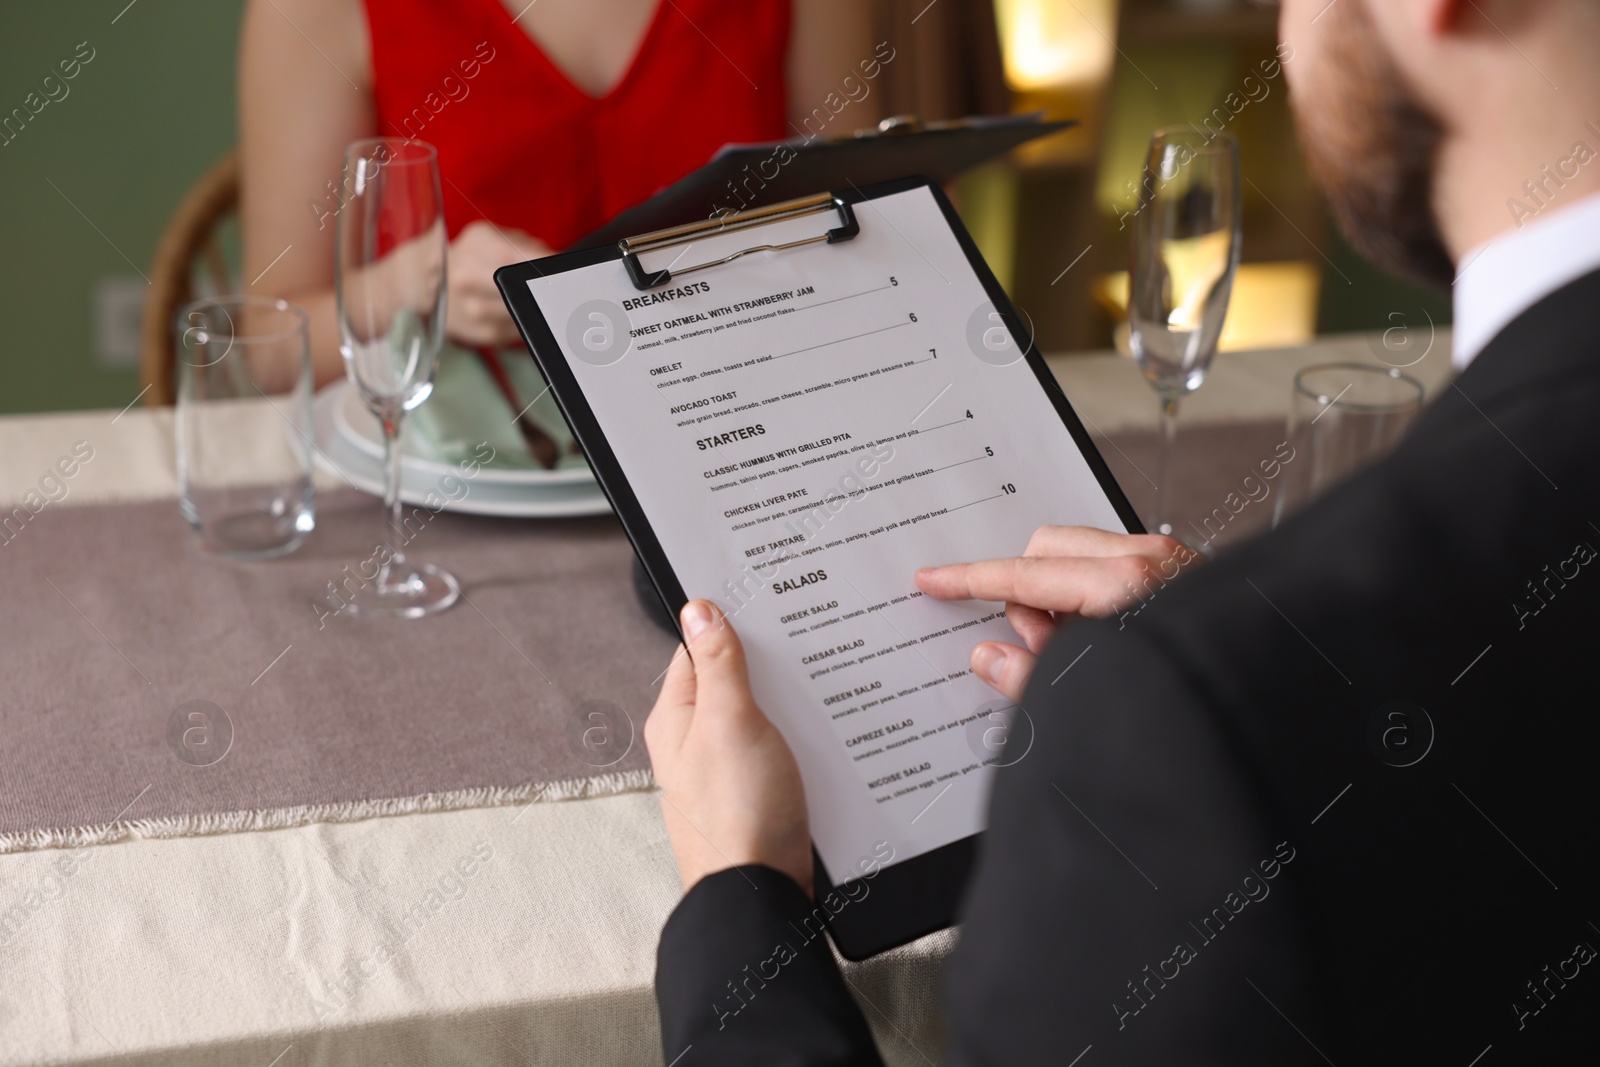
xmin=1317 ymin=229 xmax=1453 ymax=337
xmin=0 ymin=0 xmax=243 ymax=414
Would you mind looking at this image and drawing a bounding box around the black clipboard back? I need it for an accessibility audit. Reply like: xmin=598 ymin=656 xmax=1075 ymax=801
xmin=574 ymin=113 xmax=1075 ymax=248
xmin=496 ymin=176 xmax=1141 ymax=960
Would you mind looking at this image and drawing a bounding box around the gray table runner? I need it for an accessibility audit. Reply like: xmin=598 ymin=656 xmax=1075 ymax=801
xmin=0 ymin=422 xmax=1287 ymax=850
xmin=1 ymin=490 xmax=677 ymax=851
xmin=1091 ymin=419 xmax=1290 ymax=550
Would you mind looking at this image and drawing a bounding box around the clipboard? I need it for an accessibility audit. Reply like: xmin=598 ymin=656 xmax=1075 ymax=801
xmin=497 ymin=176 xmax=1141 ymax=959
xmin=572 ymin=112 xmax=1075 ymax=248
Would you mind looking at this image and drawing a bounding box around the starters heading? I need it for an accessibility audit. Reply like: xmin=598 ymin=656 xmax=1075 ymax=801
xmin=696 ymin=424 xmax=766 ymax=451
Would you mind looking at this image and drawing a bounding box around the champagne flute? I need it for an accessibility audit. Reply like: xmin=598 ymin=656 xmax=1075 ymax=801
xmin=334 ymin=137 xmax=460 ymax=617
xmin=1128 ymin=128 xmax=1241 ymax=540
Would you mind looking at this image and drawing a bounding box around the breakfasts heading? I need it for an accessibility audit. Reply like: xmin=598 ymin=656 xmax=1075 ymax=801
xmin=621 ymin=281 xmax=710 ymax=312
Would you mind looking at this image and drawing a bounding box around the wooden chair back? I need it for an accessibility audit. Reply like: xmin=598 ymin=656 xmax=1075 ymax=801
xmin=139 ymin=149 xmax=239 ymax=406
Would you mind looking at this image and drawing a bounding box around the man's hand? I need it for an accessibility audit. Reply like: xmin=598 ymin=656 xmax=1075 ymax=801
xmin=916 ymin=526 xmax=1199 ymax=700
xmin=645 ymin=600 xmax=814 ymax=896
xmin=445 ymin=220 xmax=551 ymax=348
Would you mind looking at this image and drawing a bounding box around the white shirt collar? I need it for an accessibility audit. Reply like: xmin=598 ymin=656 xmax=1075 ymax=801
xmin=1452 ymin=189 xmax=1600 ymax=371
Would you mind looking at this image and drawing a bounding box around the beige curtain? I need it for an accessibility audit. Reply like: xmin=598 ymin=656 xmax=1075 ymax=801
xmin=871 ymin=0 xmax=1010 ymax=122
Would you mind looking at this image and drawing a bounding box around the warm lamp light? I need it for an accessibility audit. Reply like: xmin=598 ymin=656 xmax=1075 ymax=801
xmin=1094 ymin=261 xmax=1324 ymax=354
xmin=995 ymin=0 xmax=1119 ymax=91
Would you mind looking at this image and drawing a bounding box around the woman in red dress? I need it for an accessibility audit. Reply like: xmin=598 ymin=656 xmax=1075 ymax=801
xmin=239 ymin=0 xmax=879 ymax=385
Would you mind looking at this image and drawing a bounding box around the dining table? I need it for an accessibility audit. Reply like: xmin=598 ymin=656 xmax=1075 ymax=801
xmin=0 ymin=330 xmax=1453 ymax=1067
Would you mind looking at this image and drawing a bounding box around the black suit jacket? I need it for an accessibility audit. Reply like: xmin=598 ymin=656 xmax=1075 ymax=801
xmin=655 ymin=269 xmax=1600 ymax=1065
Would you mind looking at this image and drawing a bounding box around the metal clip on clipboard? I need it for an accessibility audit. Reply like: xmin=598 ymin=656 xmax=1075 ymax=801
xmin=618 ymin=192 xmax=859 ymax=291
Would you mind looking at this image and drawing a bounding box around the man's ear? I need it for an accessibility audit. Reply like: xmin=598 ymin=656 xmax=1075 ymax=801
xmin=1427 ymin=0 xmax=1470 ymax=35
xmin=1359 ymin=0 xmax=1463 ymax=50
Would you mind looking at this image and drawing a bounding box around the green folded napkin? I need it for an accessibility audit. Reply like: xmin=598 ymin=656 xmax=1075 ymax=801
xmin=405 ymin=344 xmax=589 ymax=471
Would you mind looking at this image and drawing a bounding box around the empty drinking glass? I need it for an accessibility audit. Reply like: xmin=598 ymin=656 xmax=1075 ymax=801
xmin=176 ymin=295 xmax=315 ymax=558
xmin=1273 ymin=363 xmax=1425 ymax=526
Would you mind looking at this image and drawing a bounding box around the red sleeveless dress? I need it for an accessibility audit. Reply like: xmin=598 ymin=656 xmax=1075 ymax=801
xmin=362 ymin=0 xmax=792 ymax=250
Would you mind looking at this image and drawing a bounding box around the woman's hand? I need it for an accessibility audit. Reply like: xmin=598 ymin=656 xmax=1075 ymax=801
xmin=916 ymin=526 xmax=1201 ymax=700
xmin=645 ymin=601 xmax=814 ymax=896
xmin=445 ymin=220 xmax=552 ymax=348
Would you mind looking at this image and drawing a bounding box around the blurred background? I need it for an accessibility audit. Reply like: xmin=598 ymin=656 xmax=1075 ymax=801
xmin=0 ymin=0 xmax=1450 ymax=415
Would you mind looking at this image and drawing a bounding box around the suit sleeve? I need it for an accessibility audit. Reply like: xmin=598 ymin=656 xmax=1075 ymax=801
xmin=656 ymin=864 xmax=886 ymax=1067
xmin=943 ymin=623 xmax=1320 ymax=1066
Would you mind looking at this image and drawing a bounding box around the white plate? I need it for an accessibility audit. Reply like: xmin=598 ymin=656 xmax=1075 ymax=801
xmin=310 ymin=387 xmax=612 ymax=518
xmin=331 ymin=380 xmax=596 ymax=488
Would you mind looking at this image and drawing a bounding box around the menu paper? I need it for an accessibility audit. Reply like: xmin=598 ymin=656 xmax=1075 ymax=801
xmin=527 ymin=187 xmax=1124 ymax=878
